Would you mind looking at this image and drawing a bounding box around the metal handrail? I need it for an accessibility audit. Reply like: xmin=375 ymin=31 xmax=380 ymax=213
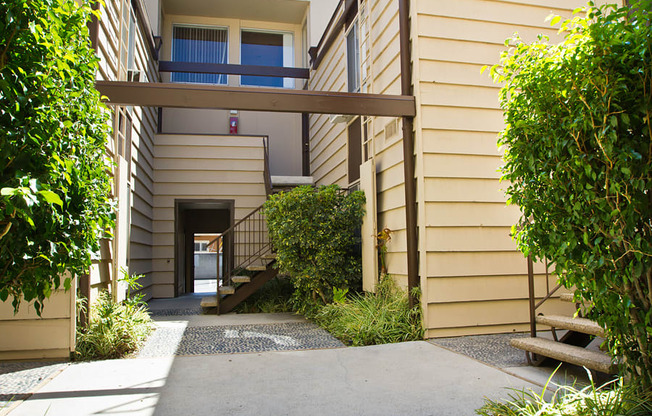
xmin=527 ymin=256 xmax=557 ymax=337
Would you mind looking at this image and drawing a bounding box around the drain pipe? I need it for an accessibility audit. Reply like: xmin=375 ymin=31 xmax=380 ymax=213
xmin=399 ymin=0 xmax=419 ymax=307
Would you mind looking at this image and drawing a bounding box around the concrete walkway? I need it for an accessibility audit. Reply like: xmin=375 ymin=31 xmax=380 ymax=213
xmin=7 ymin=341 xmax=541 ymax=416
xmin=3 ymin=298 xmax=567 ymax=415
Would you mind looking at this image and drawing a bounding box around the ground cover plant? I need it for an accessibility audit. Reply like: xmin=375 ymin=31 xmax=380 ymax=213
xmin=489 ymin=0 xmax=652 ymax=388
xmin=75 ymin=274 xmax=153 ymax=360
xmin=0 ymin=0 xmax=112 ymax=312
xmin=314 ymin=274 xmax=424 ymax=346
xmin=264 ymin=185 xmax=365 ymax=314
xmin=478 ymin=372 xmax=652 ymax=416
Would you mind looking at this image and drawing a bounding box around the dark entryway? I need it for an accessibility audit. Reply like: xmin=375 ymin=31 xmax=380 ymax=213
xmin=174 ymin=200 xmax=233 ymax=296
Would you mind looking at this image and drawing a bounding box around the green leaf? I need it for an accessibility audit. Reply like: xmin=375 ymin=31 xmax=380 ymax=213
xmin=38 ymin=190 xmax=63 ymax=207
xmin=1 ymin=188 xmax=18 ymax=197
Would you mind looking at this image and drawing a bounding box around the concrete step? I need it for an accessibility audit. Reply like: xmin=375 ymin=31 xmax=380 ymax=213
xmin=246 ymin=265 xmax=267 ymax=272
xmin=261 ymin=254 xmax=277 ymax=260
xmin=220 ymin=286 xmax=235 ymax=295
xmin=200 ymin=296 xmax=217 ymax=308
xmin=559 ymin=292 xmax=591 ymax=308
xmin=231 ymin=276 xmax=251 ymax=284
xmin=510 ymin=337 xmax=615 ymax=374
xmin=537 ymin=314 xmax=604 ymax=337
xmin=560 ymin=292 xmax=575 ymax=303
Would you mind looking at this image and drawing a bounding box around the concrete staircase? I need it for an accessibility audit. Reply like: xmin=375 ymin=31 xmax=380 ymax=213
xmin=510 ymin=293 xmax=616 ymax=374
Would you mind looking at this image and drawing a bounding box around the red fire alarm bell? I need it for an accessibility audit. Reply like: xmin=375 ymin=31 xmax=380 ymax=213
xmin=229 ymin=116 xmax=238 ymax=134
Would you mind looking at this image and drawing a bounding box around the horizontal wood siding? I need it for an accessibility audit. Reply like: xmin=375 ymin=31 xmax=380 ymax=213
xmin=370 ymin=0 xmax=407 ymax=285
xmin=414 ymin=0 xmax=591 ymax=337
xmin=308 ymin=6 xmax=348 ymax=187
xmin=152 ymin=134 xmax=268 ymax=297
xmin=0 ymin=284 xmax=75 ymax=360
xmin=129 ymin=7 xmax=159 ymax=300
xmin=309 ymin=0 xmax=408 ymax=284
xmin=96 ymin=0 xmax=159 ymax=300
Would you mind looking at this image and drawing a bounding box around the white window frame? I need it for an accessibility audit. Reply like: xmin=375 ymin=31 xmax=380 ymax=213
xmin=345 ymin=18 xmax=360 ymax=93
xmin=194 ymin=241 xmax=210 ymax=253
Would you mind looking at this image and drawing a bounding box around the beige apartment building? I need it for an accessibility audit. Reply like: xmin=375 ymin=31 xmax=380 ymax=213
xmin=1 ymin=0 xmax=611 ymax=359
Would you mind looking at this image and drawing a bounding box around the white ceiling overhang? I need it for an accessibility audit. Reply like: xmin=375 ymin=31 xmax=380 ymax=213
xmin=162 ymin=0 xmax=309 ymax=24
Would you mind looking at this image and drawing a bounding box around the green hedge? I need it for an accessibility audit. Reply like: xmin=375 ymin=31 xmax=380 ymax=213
xmin=491 ymin=1 xmax=651 ymax=388
xmin=264 ymin=185 xmax=364 ymax=314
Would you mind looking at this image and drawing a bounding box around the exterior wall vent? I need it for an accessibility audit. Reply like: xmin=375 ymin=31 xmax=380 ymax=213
xmin=384 ymin=118 xmax=400 ymax=142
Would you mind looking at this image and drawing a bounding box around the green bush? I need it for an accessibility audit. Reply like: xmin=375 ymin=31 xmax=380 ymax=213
xmin=75 ymin=275 xmax=153 ymax=360
xmin=477 ymin=374 xmax=652 ymax=416
xmin=0 ymin=0 xmax=112 ymax=312
xmin=490 ymin=1 xmax=652 ymax=387
xmin=264 ymin=185 xmax=365 ymax=314
xmin=313 ymin=275 xmax=424 ymax=346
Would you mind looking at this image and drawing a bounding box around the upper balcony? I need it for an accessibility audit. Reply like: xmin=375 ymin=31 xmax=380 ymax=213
xmin=149 ymin=0 xmax=342 ymax=90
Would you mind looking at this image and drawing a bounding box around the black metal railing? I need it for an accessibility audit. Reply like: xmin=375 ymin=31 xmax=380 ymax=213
xmin=208 ymin=204 xmax=272 ymax=292
xmin=207 ymin=135 xmax=273 ymax=295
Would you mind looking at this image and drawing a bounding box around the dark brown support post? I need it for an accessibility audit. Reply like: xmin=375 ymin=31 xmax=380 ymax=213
xmin=87 ymin=1 xmax=100 ymax=52
xmin=79 ymin=272 xmax=91 ymax=330
xmin=399 ymin=0 xmax=419 ymax=307
xmin=302 ymin=113 xmax=310 ymax=177
xmin=527 ymin=255 xmax=537 ymax=338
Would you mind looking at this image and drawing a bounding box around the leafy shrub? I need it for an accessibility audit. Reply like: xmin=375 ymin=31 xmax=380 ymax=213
xmin=477 ymin=373 xmax=652 ymax=416
xmin=75 ymin=274 xmax=152 ymax=360
xmin=490 ymin=1 xmax=652 ymax=387
xmin=0 ymin=0 xmax=112 ymax=312
xmin=264 ymin=185 xmax=365 ymax=314
xmin=313 ymin=275 xmax=423 ymax=346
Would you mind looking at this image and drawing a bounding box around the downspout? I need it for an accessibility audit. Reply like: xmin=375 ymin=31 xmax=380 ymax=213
xmin=399 ymin=0 xmax=419 ymax=307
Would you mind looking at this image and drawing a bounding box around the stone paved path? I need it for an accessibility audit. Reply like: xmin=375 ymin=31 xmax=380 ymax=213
xmin=0 ymin=361 xmax=67 ymax=411
xmin=141 ymin=294 xmax=344 ymax=357
xmin=0 ymin=294 xmax=342 ymax=414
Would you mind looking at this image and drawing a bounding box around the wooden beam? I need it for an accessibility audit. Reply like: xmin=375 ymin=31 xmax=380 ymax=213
xmin=159 ymin=61 xmax=310 ymax=79
xmin=95 ymin=81 xmax=416 ymax=117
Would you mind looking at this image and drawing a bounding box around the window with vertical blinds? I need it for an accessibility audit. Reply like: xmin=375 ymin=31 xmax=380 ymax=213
xmin=172 ymin=25 xmax=228 ymax=84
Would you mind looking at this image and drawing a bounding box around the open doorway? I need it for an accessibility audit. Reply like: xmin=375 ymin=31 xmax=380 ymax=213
xmin=175 ymin=200 xmax=233 ymax=296
xmin=192 ymin=233 xmax=221 ymax=294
